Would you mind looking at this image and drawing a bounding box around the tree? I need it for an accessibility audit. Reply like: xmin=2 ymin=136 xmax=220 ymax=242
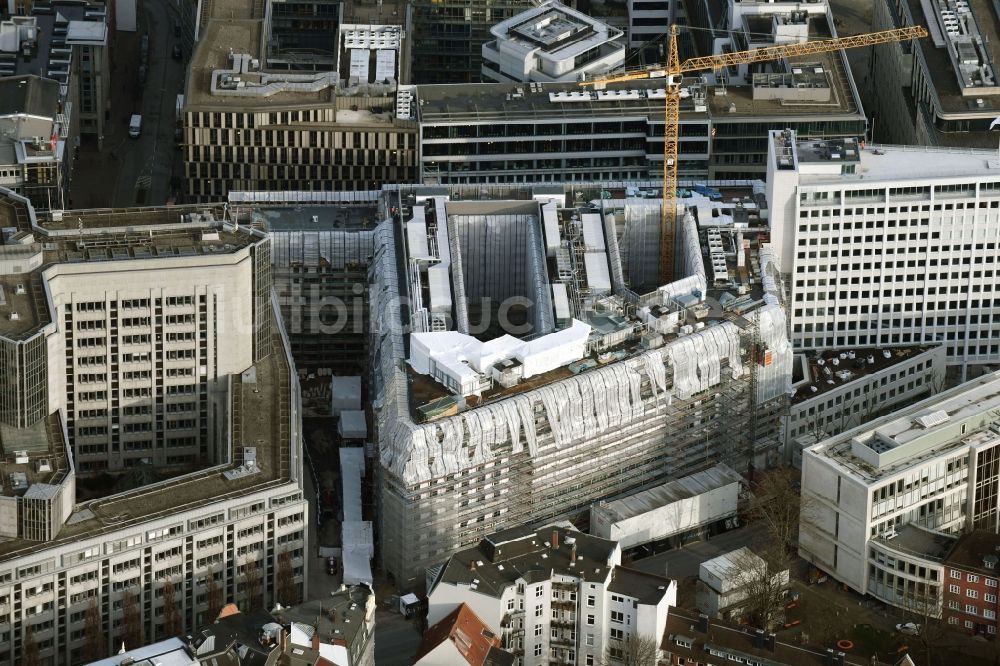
xmin=19 ymin=626 xmax=39 ymax=666
xmin=748 ymin=467 xmax=813 ymax=556
xmin=241 ymin=558 xmax=263 ymax=611
xmin=722 ymin=548 xmax=790 ymax=632
xmin=162 ymin=577 xmax=182 ymax=638
xmin=206 ymin=569 xmax=224 ymax=622
xmin=122 ymin=588 xmax=143 ymax=650
xmin=276 ymin=549 xmax=299 ymax=605
xmin=84 ymin=598 xmax=104 ymax=662
xmin=602 ymin=633 xmax=660 ymax=666
xmin=902 ymin=585 xmax=947 ymax=666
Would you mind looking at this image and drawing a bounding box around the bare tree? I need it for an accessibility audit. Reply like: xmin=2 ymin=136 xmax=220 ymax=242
xmin=276 ymin=549 xmax=299 ymax=605
xmin=19 ymin=626 xmax=39 ymax=666
xmin=902 ymin=586 xmax=947 ymax=666
xmin=748 ymin=468 xmax=812 ymax=556
xmin=206 ymin=570 xmax=224 ymax=622
xmin=722 ymin=549 xmax=790 ymax=632
xmin=162 ymin=577 xmax=182 ymax=637
xmin=602 ymin=633 xmax=660 ymax=666
xmin=84 ymin=598 xmax=104 ymax=662
xmin=241 ymin=558 xmax=263 ymax=611
xmin=122 ymin=588 xmax=143 ymax=649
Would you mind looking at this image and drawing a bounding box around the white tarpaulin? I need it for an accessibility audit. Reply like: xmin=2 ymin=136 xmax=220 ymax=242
xmin=339 ymin=410 xmax=368 ymax=439
xmin=340 ymin=447 xmax=373 ymax=585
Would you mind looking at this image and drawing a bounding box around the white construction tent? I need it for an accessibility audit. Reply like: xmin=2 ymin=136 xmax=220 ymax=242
xmin=331 ymin=376 xmax=362 ymax=416
xmin=339 ymin=410 xmax=367 ymax=440
xmin=339 ymin=448 xmax=373 ymax=585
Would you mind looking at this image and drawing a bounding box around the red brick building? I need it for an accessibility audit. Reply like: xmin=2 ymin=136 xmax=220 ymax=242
xmin=943 ymin=531 xmax=1000 ymax=637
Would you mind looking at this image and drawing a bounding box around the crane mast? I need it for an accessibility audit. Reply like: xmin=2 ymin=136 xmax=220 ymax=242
xmin=582 ymin=24 xmax=928 ymax=285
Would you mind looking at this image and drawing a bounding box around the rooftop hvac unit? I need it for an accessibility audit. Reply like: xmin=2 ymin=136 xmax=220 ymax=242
xmin=14 ymin=451 xmax=28 ymax=464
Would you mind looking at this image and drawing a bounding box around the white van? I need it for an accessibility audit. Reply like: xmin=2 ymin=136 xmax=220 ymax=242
xmin=128 ymin=114 xmax=142 ymax=139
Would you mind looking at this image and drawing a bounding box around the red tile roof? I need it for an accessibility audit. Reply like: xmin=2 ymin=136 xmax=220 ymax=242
xmin=412 ymin=603 xmax=506 ymax=666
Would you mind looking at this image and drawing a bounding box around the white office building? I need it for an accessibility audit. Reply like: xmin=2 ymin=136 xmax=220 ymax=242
xmin=481 ymin=1 xmax=625 ymax=83
xmin=784 ymin=346 xmax=946 ymax=466
xmin=798 ymin=373 xmax=1000 ymax=616
xmin=767 ymin=129 xmax=1000 ymax=372
xmin=427 ymin=525 xmax=676 ymax=666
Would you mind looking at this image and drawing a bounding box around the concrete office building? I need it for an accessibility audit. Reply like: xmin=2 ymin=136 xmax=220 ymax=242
xmin=0 ymin=188 xmax=308 ymax=665
xmin=371 ymin=182 xmax=793 ymax=586
xmin=869 ymin=0 xmax=1000 ymax=147
xmin=0 ymin=76 xmax=69 ymax=212
xmin=182 ymin=0 xmax=416 ymax=202
xmin=627 ymin=0 xmax=677 ymax=50
xmin=798 ymin=373 xmax=1000 ymax=616
xmin=481 ymin=1 xmax=625 ymax=84
xmin=426 ymin=525 xmax=676 ymax=666
xmin=767 ymin=129 xmax=1000 ymax=371
xmin=409 ymin=0 xmax=537 ymax=84
xmin=0 ymin=2 xmax=110 ymax=150
xmin=410 ymin=0 xmax=865 ymax=185
xmin=784 ymin=346 xmax=946 ymax=466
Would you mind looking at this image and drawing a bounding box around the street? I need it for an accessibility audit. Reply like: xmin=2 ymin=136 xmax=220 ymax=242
xmin=71 ymin=0 xmax=185 ymax=208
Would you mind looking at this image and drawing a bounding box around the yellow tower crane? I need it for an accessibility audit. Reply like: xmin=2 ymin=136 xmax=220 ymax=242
xmin=581 ymin=24 xmax=928 ymax=285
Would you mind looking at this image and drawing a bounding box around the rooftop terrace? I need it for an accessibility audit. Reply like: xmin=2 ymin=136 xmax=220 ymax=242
xmin=791 ymin=346 xmax=931 ymax=405
xmin=0 ymin=413 xmax=70 ymax=498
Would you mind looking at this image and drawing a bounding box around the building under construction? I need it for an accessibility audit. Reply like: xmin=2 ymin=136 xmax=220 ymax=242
xmin=369 ymin=182 xmax=794 ymax=587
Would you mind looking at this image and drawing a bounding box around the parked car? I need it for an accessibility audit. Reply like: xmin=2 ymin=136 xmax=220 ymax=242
xmin=172 ymin=43 xmax=182 ymax=61
xmin=326 ymin=556 xmax=339 ymax=576
xmin=174 ymin=19 xmax=182 ymax=37
xmin=896 ymin=622 xmax=921 ymax=636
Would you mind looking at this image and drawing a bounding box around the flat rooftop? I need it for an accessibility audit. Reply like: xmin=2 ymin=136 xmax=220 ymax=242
xmin=498 ymin=2 xmax=622 ymax=57
xmin=791 ymin=346 xmax=933 ymax=406
xmin=872 ymin=524 xmax=957 ymax=562
xmin=796 ymin=141 xmax=1000 ymax=184
xmin=595 ymin=463 xmax=742 ymax=523
xmin=810 ymin=372 xmax=1000 ymax=482
xmin=905 ymin=0 xmax=1000 ymax=115
xmin=252 ymin=204 xmax=380 ymax=231
xmin=275 ymin=586 xmax=372 ymax=650
xmin=0 ymin=332 xmax=294 ymax=563
xmin=0 ymin=413 xmax=70 ymax=498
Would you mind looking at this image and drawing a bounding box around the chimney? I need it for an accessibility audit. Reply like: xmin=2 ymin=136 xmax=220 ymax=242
xmin=571 ymin=544 xmax=577 ymax=563
xmin=280 ymin=628 xmax=290 ymax=652
xmin=552 ymin=530 xmax=559 ymax=550
xmin=311 ymin=627 xmax=320 ymax=652
xmin=754 ymin=629 xmax=764 ymax=648
xmin=695 ymin=614 xmax=709 ymax=633
xmin=766 ymin=633 xmax=776 ymax=652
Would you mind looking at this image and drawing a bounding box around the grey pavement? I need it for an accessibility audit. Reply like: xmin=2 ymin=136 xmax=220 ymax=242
xmin=374 ymin=609 xmax=423 ymax=666
xmin=628 ymin=523 xmax=769 ymax=580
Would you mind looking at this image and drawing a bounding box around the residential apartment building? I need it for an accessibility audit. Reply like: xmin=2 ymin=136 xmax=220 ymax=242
xmin=182 ymin=0 xmax=416 ymax=202
xmin=426 ymin=525 xmax=676 ymax=666
xmin=413 ymin=603 xmax=515 ymax=666
xmin=409 ymin=0 xmax=865 ymax=185
xmin=409 ymin=0 xmax=537 ymax=83
xmin=481 ymin=1 xmax=625 ymax=84
xmin=0 ymin=2 xmax=110 ymax=149
xmin=798 ymin=373 xmax=1000 ymax=616
xmin=0 ymin=187 xmax=308 ymax=665
xmin=767 ymin=129 xmax=1000 ymax=371
xmin=784 ymin=346 xmax=946 ymax=466
xmin=0 ymin=76 xmax=69 ymax=212
xmin=942 ymin=531 xmax=1000 ymax=637
xmin=868 ymin=0 xmax=1000 ymax=147
xmin=371 ymin=182 xmax=792 ymax=586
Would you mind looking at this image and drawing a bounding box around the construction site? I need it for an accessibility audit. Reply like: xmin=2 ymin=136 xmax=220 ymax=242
xmin=369 ymin=181 xmax=794 ymax=587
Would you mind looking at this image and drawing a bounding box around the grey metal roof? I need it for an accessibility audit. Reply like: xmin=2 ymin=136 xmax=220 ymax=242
xmin=0 ymin=76 xmax=59 ymax=118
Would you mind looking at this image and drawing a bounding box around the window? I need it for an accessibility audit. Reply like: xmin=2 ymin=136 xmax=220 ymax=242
xmin=967 ymin=620 xmax=975 ymax=629
xmin=967 ymin=604 xmax=978 ymax=614
xmin=969 ymin=590 xmax=979 ymax=599
xmin=951 ymin=569 xmax=962 ymax=579
xmin=950 ymin=585 xmax=961 ymax=594
xmin=507 ymin=599 xmax=514 ymax=611
xmin=611 ymin=610 xmax=624 ymax=623
xmin=535 ymin=604 xmax=543 ymax=617
xmin=985 ymin=609 xmax=997 ymax=620
xmin=969 ymin=574 xmax=981 ymax=584
xmin=535 ymin=625 xmax=543 ymax=637
xmin=988 ymin=579 xmax=998 ymax=588
xmin=586 ymin=657 xmax=594 ymax=666
xmin=587 ymin=595 xmax=595 ymax=607
xmin=534 ymin=645 xmax=542 ymax=657
xmin=611 ymin=628 xmax=624 ymax=640
xmin=536 ymin=586 xmax=544 ymax=598
xmin=587 ymin=615 xmax=595 ymax=626
xmin=586 ymin=634 xmax=594 ymax=646
xmin=986 ymin=594 xmax=997 ymax=603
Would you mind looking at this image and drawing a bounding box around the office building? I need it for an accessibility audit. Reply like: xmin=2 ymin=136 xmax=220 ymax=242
xmin=371 ymin=182 xmax=793 ymax=586
xmin=869 ymin=0 xmax=1000 ymax=147
xmin=627 ymin=0 xmax=676 ymax=50
xmin=784 ymin=346 xmax=946 ymax=466
xmin=0 ymin=75 xmax=69 ymax=212
xmin=182 ymin=0 xmax=417 ymax=202
xmin=410 ymin=0 xmax=865 ymax=185
xmin=426 ymin=525 xmax=676 ymax=666
xmin=767 ymin=129 xmax=1000 ymax=371
xmin=409 ymin=0 xmax=537 ymax=83
xmin=0 ymin=2 xmax=110 ymax=150
xmin=942 ymin=531 xmax=1000 ymax=636
xmin=0 ymin=187 xmax=308 ymax=665
xmin=798 ymin=373 xmax=1000 ymax=616
xmin=481 ymin=1 xmax=625 ymax=84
